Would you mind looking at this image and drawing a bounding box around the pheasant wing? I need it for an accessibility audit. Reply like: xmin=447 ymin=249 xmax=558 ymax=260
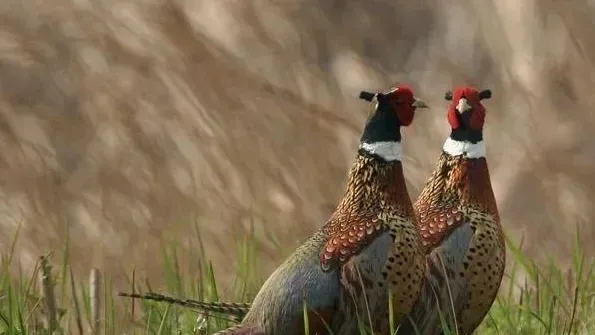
xmin=320 ymin=212 xmax=386 ymax=272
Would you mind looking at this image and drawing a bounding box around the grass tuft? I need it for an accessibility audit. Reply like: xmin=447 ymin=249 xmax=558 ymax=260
xmin=0 ymin=228 xmax=593 ymax=334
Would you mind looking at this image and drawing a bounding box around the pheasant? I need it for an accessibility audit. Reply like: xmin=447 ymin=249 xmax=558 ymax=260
xmin=222 ymin=85 xmax=429 ymax=335
xmin=119 ymin=85 xmax=429 ymax=335
xmin=397 ymin=87 xmax=506 ymax=335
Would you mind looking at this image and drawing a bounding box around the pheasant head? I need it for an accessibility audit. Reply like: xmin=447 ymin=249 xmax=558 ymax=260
xmin=340 ymin=84 xmax=429 ymax=210
xmin=443 ymin=87 xmax=492 ymax=158
xmin=358 ymin=85 xmax=429 ymax=161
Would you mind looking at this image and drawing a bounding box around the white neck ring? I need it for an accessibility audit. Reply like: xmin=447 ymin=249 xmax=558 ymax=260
xmin=360 ymin=141 xmax=402 ymax=161
xmin=442 ymin=137 xmax=485 ymax=158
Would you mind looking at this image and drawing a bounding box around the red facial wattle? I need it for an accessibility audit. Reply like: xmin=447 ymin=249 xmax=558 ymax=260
xmin=388 ymin=85 xmax=415 ymax=127
xmin=447 ymin=87 xmax=486 ymax=130
xmin=396 ymin=103 xmax=415 ymax=126
xmin=447 ymin=104 xmax=461 ymax=129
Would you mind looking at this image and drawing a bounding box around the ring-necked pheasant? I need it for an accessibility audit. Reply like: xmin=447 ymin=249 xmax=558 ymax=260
xmin=397 ymin=86 xmax=506 ymax=335
xmin=230 ymin=85 xmax=429 ymax=335
xmin=120 ymin=85 xmax=429 ymax=335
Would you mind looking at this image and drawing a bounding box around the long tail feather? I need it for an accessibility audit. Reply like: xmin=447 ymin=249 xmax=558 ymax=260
xmin=118 ymin=291 xmax=250 ymax=320
xmin=211 ymin=323 xmax=264 ymax=335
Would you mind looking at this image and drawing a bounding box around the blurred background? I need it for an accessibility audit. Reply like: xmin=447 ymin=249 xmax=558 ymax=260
xmin=0 ymin=0 xmax=594 ymax=294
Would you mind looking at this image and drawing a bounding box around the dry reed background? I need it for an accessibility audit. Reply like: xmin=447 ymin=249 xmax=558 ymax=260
xmin=0 ymin=0 xmax=594 ymax=295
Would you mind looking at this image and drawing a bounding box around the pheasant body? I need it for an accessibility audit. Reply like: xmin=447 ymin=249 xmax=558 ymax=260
xmin=325 ymin=154 xmax=426 ymax=334
xmin=232 ymin=150 xmax=426 ymax=335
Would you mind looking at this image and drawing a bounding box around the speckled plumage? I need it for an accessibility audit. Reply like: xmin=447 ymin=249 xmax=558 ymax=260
xmin=396 ymin=221 xmax=473 ymax=335
xmin=409 ymin=154 xmax=505 ymax=334
xmin=320 ymin=154 xmax=417 ymax=272
xmin=325 ymin=154 xmax=426 ymax=334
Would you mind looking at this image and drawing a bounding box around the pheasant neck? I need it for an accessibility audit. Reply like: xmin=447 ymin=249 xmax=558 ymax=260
xmin=336 ymin=152 xmax=413 ymax=217
xmin=442 ymin=137 xmax=485 ymax=158
xmin=359 ymin=141 xmax=402 ymax=161
xmin=419 ymin=152 xmax=498 ymax=217
xmin=358 ymin=97 xmax=403 ymax=158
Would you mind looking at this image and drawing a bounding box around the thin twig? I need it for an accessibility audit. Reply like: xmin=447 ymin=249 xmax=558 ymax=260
xmin=39 ymin=255 xmax=58 ymax=333
xmin=567 ymin=286 xmax=579 ymax=335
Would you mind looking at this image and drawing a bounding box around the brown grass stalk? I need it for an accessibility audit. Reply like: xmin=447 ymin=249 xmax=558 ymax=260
xmin=89 ymin=268 xmax=101 ymax=335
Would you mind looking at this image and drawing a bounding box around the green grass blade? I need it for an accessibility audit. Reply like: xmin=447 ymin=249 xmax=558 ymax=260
xmin=156 ymin=304 xmax=170 ymax=335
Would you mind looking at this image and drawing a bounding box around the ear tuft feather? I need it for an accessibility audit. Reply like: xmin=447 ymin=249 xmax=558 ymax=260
xmin=478 ymin=89 xmax=492 ymax=100
xmin=359 ymin=91 xmax=376 ymax=102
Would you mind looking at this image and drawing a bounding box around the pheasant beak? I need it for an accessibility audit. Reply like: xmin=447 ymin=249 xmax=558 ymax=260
xmin=456 ymin=98 xmax=472 ymax=114
xmin=412 ymin=98 xmax=429 ymax=109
